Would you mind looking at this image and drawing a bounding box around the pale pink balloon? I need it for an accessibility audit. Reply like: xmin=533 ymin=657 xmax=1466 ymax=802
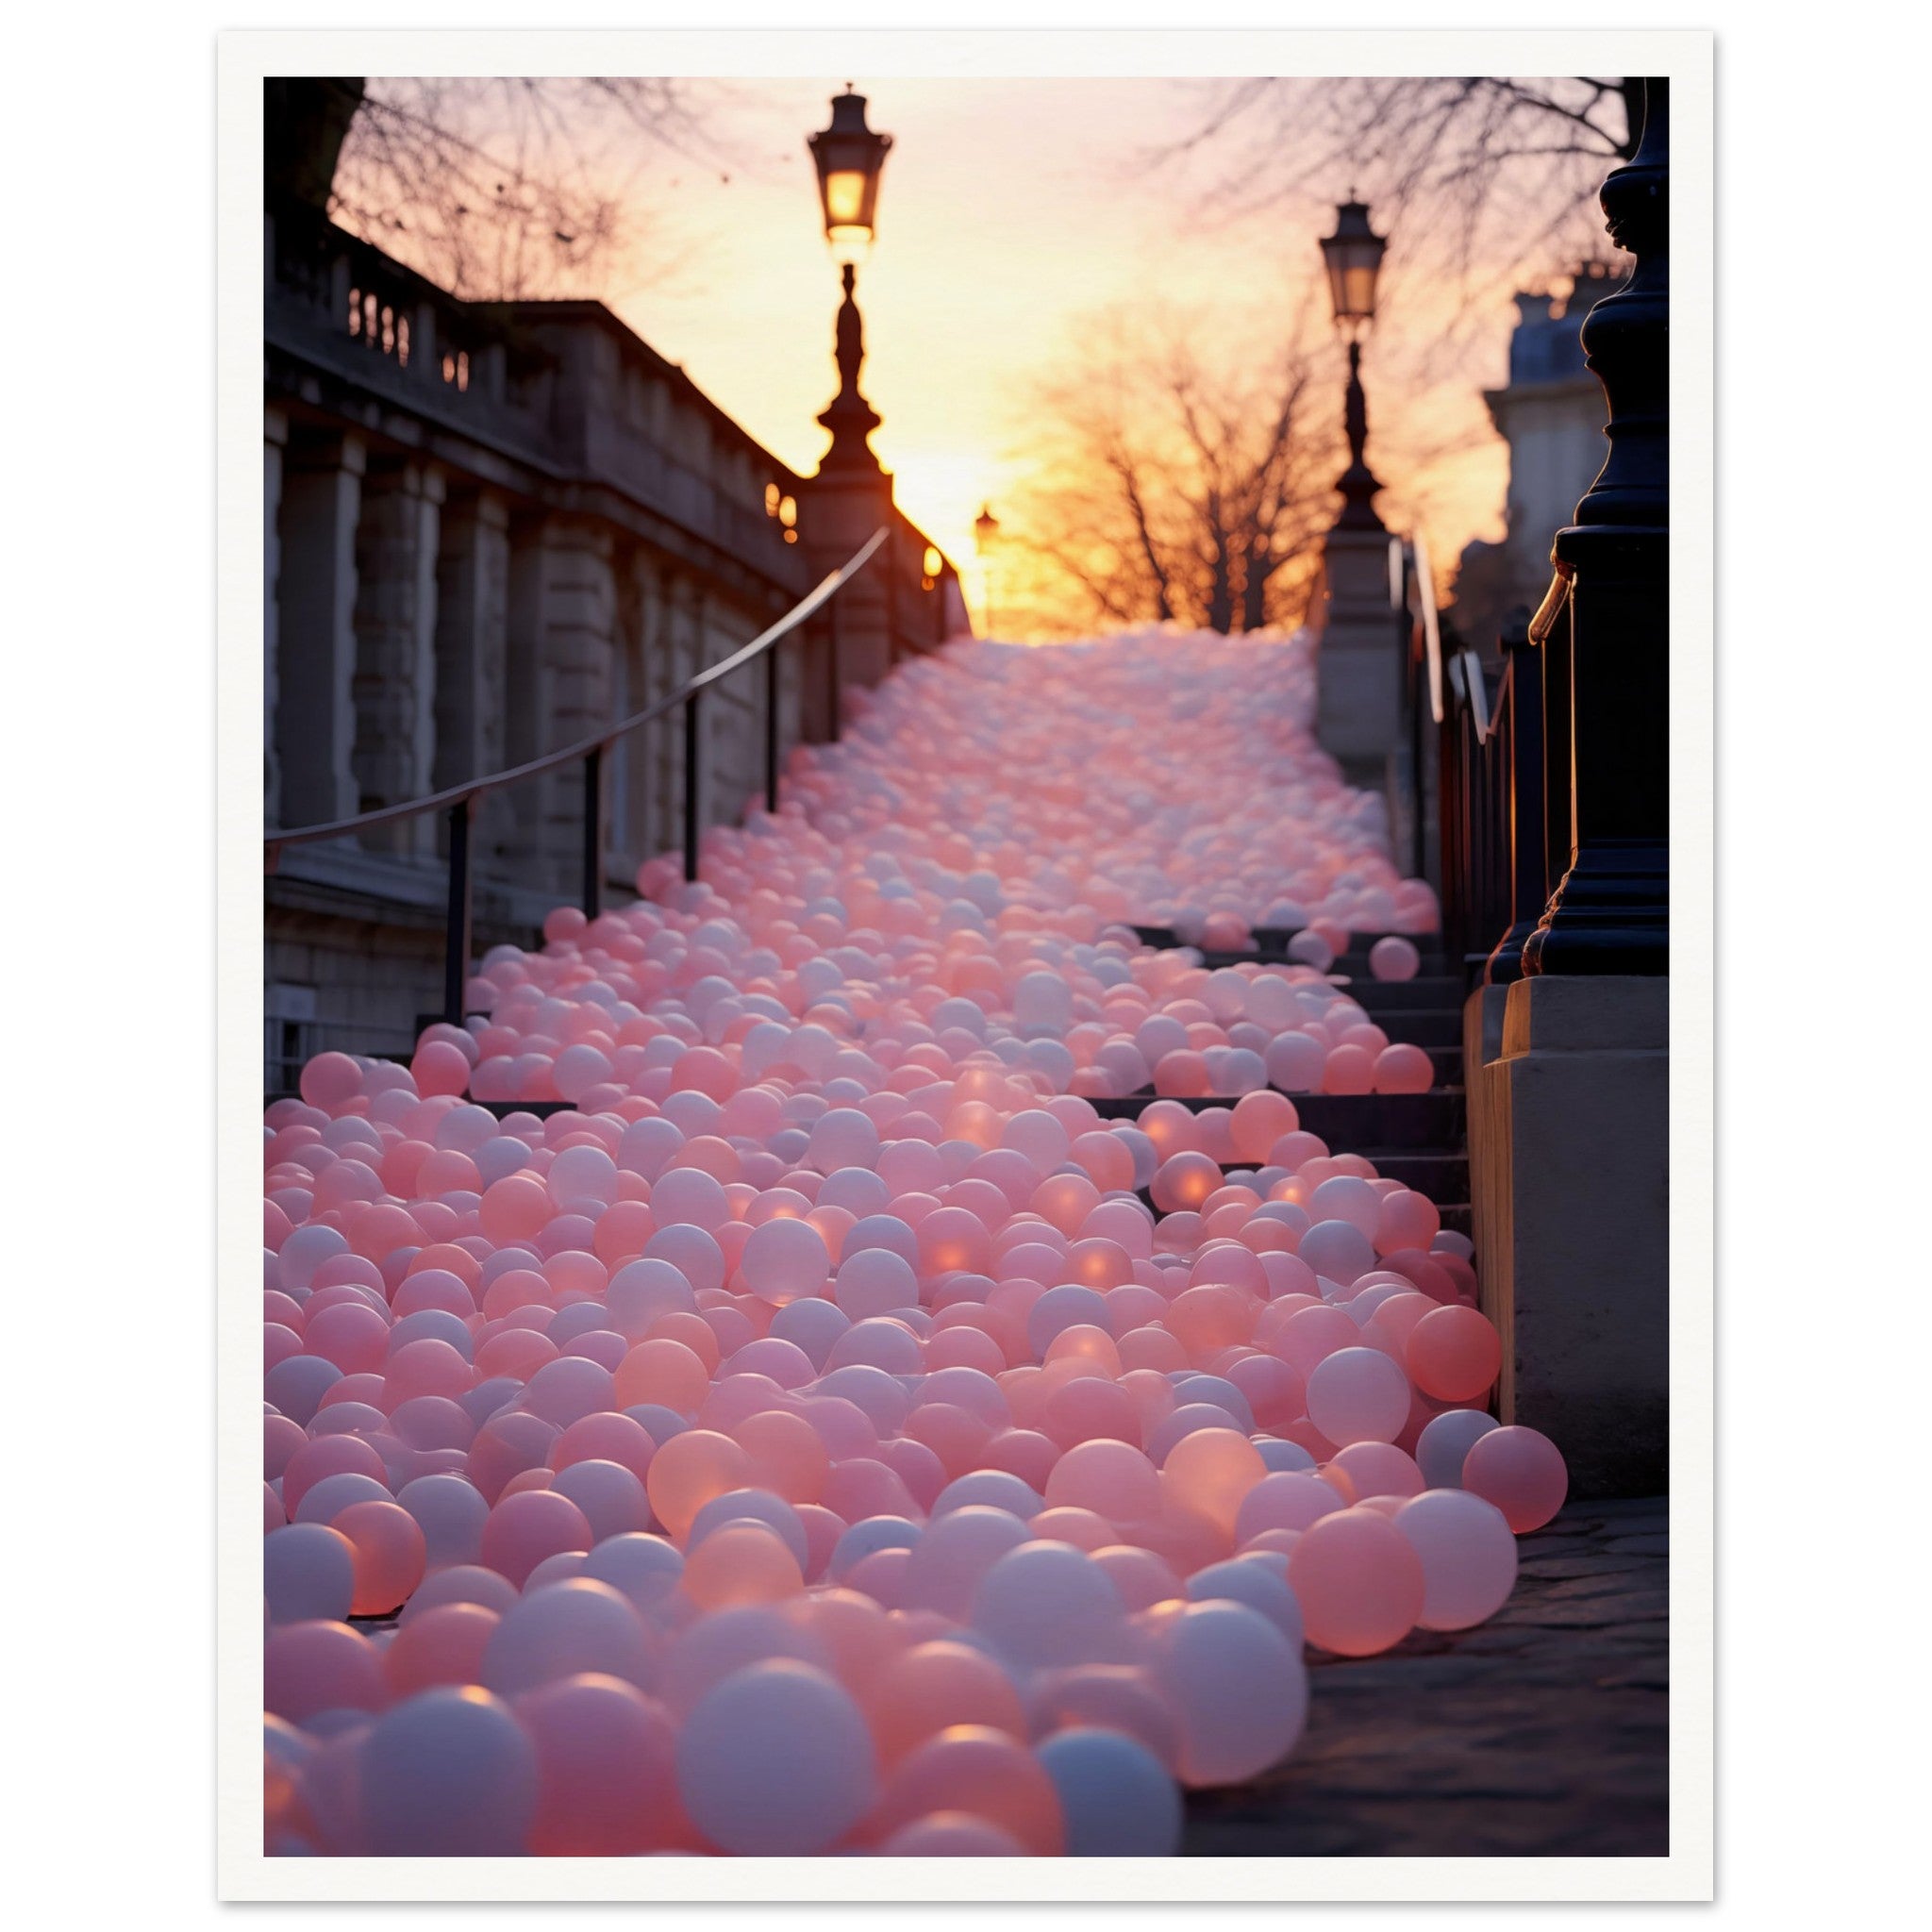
xmin=1462 ymin=1425 xmax=1570 ymax=1533
xmin=1393 ymin=1488 xmax=1520 ymax=1628
xmin=1306 ymin=1346 xmax=1410 ymax=1445
xmin=1321 ymin=1044 xmax=1376 ymax=1095
xmin=333 ymin=1499 xmax=428 ymax=1616
xmin=478 ymin=1490 xmax=593 ymax=1589
xmin=1373 ymin=1043 xmax=1436 ymax=1094
xmin=1406 ymin=1304 xmax=1503 ymax=1403
xmin=866 ymin=1724 xmax=1064 ymax=1856
xmin=740 ymin=1215 xmax=831 ymax=1307
xmin=262 ymin=625 xmax=1503 ymax=1855
xmin=515 ymin=1674 xmax=678 ymax=1856
xmin=1287 ymin=1507 xmax=1425 ymax=1656
xmin=860 ymin=1639 xmax=1029 ymax=1766
xmin=1368 ymin=937 xmax=1421 ymax=982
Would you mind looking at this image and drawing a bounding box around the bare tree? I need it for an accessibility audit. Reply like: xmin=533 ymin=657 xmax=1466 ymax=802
xmin=1004 ymin=304 xmax=1341 ymax=638
xmin=267 ymin=75 xmax=728 ymax=300
xmin=1166 ymin=77 xmax=1638 ymax=340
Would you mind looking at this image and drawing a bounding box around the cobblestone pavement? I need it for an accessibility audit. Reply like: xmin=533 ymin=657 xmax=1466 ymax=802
xmin=1184 ymin=1497 xmax=1670 ymax=1857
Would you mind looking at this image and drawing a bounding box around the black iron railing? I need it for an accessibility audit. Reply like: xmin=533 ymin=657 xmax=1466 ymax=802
xmin=1392 ymin=539 xmax=1551 ymax=989
xmin=264 ymin=528 xmax=889 ymax=1026
xmin=1390 ymin=535 xmax=1445 ymax=889
xmin=1398 ymin=541 xmax=1545 ymax=989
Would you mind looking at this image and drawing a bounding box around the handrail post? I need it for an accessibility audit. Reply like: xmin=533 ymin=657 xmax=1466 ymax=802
xmin=826 ymin=591 xmax=842 ymax=743
xmin=442 ymin=796 xmax=473 ymax=1027
xmin=884 ymin=527 xmax=901 ymax=666
xmin=581 ymin=745 xmax=604 ymax=918
xmin=1541 ymin=595 xmax=1574 ymax=937
xmin=1486 ymin=612 xmax=1544 ymax=984
xmin=683 ymin=691 xmax=702 ymax=882
xmin=764 ymin=639 xmax=780 ymax=814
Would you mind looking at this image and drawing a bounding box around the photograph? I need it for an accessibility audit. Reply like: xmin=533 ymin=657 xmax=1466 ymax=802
xmin=227 ymin=29 xmax=1710 ymax=1899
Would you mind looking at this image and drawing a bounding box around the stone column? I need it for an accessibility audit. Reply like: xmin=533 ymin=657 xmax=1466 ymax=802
xmin=275 ymin=430 xmax=364 ymax=828
xmin=504 ymin=516 xmax=617 ymax=892
xmin=264 ymin=408 xmax=287 ymax=826
xmin=353 ymin=458 xmax=445 ymax=856
xmin=623 ymin=552 xmax=677 ymax=868
xmin=433 ymin=488 xmax=510 ymax=858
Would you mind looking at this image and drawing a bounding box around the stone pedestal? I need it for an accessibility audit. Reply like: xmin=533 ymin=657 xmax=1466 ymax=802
xmin=275 ymin=431 xmax=364 ymax=828
xmin=802 ymin=470 xmax=897 ymax=705
xmin=1315 ymin=525 xmax=1401 ymax=798
xmin=1466 ymin=974 xmax=1668 ymax=1498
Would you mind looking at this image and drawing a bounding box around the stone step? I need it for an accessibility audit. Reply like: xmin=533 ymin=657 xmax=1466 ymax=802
xmin=1290 ymin=1089 xmax=1466 ymax=1150
xmin=1090 ymin=1088 xmax=1465 ymax=1152
xmin=291 ymin=1095 xmax=1475 ymax=1244
xmin=1370 ymin=1009 xmax=1462 ymax=1048
xmin=1128 ymin=919 xmax=1453 ymax=966
xmin=1340 ymin=977 xmax=1462 ymax=1012
xmin=1139 ymin=1181 xmax=1474 ymax=1230
xmin=1363 ymin=1151 xmax=1469 ymax=1202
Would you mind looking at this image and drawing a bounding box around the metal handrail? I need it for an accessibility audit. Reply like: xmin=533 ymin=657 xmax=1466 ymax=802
xmin=265 ymin=527 xmax=887 ymax=852
xmin=265 ymin=526 xmax=889 ymax=1026
xmin=1412 ymin=535 xmax=1445 ymax=726
xmin=1526 ymin=558 xmax=1574 ymax=647
xmin=1458 ymin=648 xmax=1491 ymax=742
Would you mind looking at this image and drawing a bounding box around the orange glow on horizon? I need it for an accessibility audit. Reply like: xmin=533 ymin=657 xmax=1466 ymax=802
xmin=377 ymin=76 xmax=1543 ymax=633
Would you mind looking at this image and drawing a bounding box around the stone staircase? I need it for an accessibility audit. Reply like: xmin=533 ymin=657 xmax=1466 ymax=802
xmin=283 ymin=930 xmax=1472 ymax=1240
xmin=1116 ymin=929 xmax=1471 ymax=1238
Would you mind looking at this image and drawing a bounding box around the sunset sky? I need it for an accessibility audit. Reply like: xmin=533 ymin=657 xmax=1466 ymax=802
xmin=361 ymin=75 xmax=1607 ymax=631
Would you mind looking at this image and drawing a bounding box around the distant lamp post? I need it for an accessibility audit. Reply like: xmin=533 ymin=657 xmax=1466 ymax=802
xmin=809 ymin=86 xmax=893 ymax=472
xmin=1320 ymin=198 xmax=1389 ymax=532
xmin=974 ymin=504 xmax=1001 ymax=636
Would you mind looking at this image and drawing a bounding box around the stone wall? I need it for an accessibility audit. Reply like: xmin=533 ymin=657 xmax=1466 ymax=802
xmin=262 ymin=208 xmax=964 ymax=1093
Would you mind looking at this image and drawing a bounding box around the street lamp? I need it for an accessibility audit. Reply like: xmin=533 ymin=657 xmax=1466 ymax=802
xmin=1320 ymin=198 xmax=1389 ymax=532
xmin=809 ymin=86 xmax=892 ymax=472
xmin=974 ymin=504 xmax=1001 ymax=637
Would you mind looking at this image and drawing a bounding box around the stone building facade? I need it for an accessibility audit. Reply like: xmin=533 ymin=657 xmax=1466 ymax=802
xmin=264 ymin=202 xmax=964 ymax=1091
xmin=1450 ymin=261 xmax=1627 ymax=647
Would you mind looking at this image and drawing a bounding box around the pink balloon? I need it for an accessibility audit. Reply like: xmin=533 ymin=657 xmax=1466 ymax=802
xmin=1406 ymin=1304 xmax=1503 ymax=1403
xmin=1306 ymin=1346 xmax=1410 ymax=1445
xmin=514 ymin=1674 xmax=678 ymax=1855
xmin=1394 ymin=1489 xmax=1519 ymax=1628
xmin=1462 ymin=1425 xmax=1570 ymax=1533
xmin=258 ymin=625 xmax=1531 ymax=1857
xmin=1287 ymin=1507 xmax=1425 ymax=1656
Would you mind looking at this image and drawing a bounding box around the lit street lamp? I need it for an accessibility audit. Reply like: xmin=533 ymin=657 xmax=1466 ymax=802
xmin=1320 ymin=198 xmax=1389 ymax=532
xmin=809 ymin=86 xmax=893 ymax=472
xmin=974 ymin=503 xmax=1001 ymax=637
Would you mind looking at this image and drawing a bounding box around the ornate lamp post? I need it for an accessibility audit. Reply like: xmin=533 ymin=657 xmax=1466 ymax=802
xmin=1319 ymin=199 xmax=1389 ymax=532
xmin=974 ymin=503 xmax=1000 ymax=637
xmin=1312 ymin=197 xmax=1401 ymax=790
xmin=1520 ymin=78 xmax=1670 ymax=976
xmin=808 ymin=86 xmax=893 ymax=474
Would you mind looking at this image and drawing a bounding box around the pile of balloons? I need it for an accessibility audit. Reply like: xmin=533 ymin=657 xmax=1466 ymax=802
xmin=261 ymin=629 xmax=1566 ymax=1857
